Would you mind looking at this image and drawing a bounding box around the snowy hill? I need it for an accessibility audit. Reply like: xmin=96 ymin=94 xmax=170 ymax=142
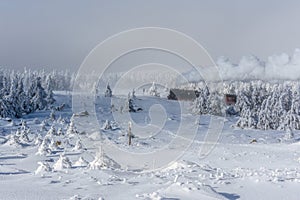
xmin=0 ymin=92 xmax=299 ymax=200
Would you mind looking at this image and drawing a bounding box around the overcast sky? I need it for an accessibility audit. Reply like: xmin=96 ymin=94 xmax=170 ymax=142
xmin=1 ymin=0 xmax=300 ymax=71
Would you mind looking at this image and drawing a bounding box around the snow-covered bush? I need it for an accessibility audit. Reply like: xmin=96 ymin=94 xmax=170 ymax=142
xmin=36 ymin=137 xmax=52 ymax=155
xmin=35 ymin=162 xmax=52 ymax=175
xmin=74 ymin=157 xmax=89 ymax=167
xmin=53 ymin=154 xmax=72 ymax=171
xmin=89 ymin=147 xmax=120 ymax=169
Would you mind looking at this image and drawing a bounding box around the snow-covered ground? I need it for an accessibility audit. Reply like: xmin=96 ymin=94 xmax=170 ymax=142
xmin=0 ymin=92 xmax=299 ymax=200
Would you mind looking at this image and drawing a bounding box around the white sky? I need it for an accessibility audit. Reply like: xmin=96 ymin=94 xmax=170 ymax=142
xmin=0 ymin=0 xmax=300 ymax=71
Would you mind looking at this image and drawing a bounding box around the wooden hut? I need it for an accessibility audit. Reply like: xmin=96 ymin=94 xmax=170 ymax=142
xmin=224 ymin=94 xmax=237 ymax=105
xmin=167 ymin=88 xmax=200 ymax=101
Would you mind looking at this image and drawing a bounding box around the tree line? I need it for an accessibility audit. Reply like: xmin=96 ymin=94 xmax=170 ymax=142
xmin=0 ymin=68 xmax=75 ymax=118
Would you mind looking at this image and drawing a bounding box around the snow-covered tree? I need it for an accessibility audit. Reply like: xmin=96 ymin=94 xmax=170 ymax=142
xmin=36 ymin=137 xmax=52 ymax=155
xmin=192 ymin=88 xmax=209 ymax=115
xmin=124 ymin=92 xmax=136 ymax=112
xmin=74 ymin=157 xmax=89 ymax=167
xmin=49 ymin=110 xmax=56 ymax=120
xmin=148 ymin=82 xmax=160 ymax=97
xmin=66 ymin=115 xmax=78 ymax=136
xmin=35 ymin=161 xmax=52 ymax=175
xmin=209 ymin=92 xmax=224 ymax=116
xmin=31 ymin=77 xmax=47 ymax=111
xmin=53 ymin=154 xmax=72 ymax=171
xmin=102 ymin=120 xmax=112 ymax=130
xmin=45 ymin=75 xmax=56 ymax=105
xmin=104 ymin=83 xmax=112 ymax=97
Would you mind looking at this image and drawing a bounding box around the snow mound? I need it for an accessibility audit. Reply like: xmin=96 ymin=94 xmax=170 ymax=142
xmin=164 ymin=161 xmax=187 ymax=171
xmin=89 ymin=149 xmax=120 ymax=170
xmin=138 ymin=183 xmax=226 ymax=200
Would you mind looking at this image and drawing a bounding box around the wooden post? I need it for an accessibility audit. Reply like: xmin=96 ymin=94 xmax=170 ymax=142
xmin=128 ymin=121 xmax=132 ymax=146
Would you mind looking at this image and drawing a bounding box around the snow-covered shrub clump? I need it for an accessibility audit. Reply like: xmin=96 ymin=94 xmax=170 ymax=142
xmin=89 ymin=147 xmax=120 ymax=170
xmin=102 ymin=120 xmax=112 ymax=130
xmin=35 ymin=162 xmax=52 ymax=175
xmin=6 ymin=121 xmax=31 ymax=145
xmin=74 ymin=157 xmax=89 ymax=167
xmin=36 ymin=137 xmax=52 ymax=155
xmin=73 ymin=139 xmax=83 ymax=151
xmin=53 ymin=154 xmax=72 ymax=171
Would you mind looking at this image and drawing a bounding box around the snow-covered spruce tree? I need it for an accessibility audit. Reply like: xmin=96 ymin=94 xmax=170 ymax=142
xmin=45 ymin=75 xmax=56 ymax=105
xmin=66 ymin=115 xmax=79 ymax=136
xmin=104 ymin=83 xmax=112 ymax=97
xmin=209 ymin=91 xmax=224 ymax=116
xmin=236 ymin=106 xmax=257 ymax=129
xmin=132 ymin=88 xmax=136 ymax=99
xmin=148 ymin=82 xmax=160 ymax=97
xmin=53 ymin=154 xmax=72 ymax=171
xmin=73 ymin=139 xmax=83 ymax=151
xmin=0 ymin=68 xmax=73 ymax=118
xmin=36 ymin=137 xmax=52 ymax=155
xmin=0 ymin=99 xmax=12 ymax=118
xmin=279 ymin=90 xmax=300 ymax=130
xmin=49 ymin=109 xmax=56 ymax=120
xmin=17 ymin=121 xmax=31 ymax=144
xmin=256 ymin=98 xmax=270 ymax=130
xmin=124 ymin=92 xmax=136 ymax=112
xmin=236 ymin=81 xmax=269 ymax=129
xmin=1 ymin=76 xmax=10 ymax=96
xmin=9 ymin=75 xmax=23 ymax=118
xmin=17 ymin=77 xmax=31 ymax=115
xmin=234 ymin=80 xmax=300 ymax=131
xmin=281 ymin=111 xmax=300 ymax=130
xmin=46 ymin=126 xmax=57 ymax=137
xmin=31 ymin=77 xmax=47 ymax=110
xmin=102 ymin=120 xmax=112 ymax=130
xmin=192 ymin=88 xmax=209 ymax=115
xmin=3 ymin=75 xmax=21 ymax=118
